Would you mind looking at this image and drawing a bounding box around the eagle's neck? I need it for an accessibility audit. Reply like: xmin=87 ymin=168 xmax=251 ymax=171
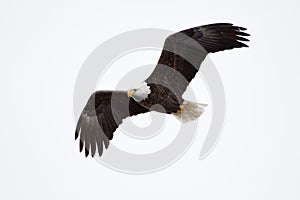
xmin=132 ymin=82 xmax=151 ymax=102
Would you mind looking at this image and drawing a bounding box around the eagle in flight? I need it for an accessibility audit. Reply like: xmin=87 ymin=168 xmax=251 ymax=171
xmin=75 ymin=23 xmax=250 ymax=157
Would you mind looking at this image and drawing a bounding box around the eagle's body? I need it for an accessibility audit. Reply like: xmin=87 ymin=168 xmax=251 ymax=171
xmin=139 ymin=83 xmax=182 ymax=113
xmin=75 ymin=23 xmax=250 ymax=157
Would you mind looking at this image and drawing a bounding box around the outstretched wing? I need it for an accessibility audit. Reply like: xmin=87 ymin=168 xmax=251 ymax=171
xmin=145 ymin=23 xmax=250 ymax=99
xmin=75 ymin=91 xmax=149 ymax=157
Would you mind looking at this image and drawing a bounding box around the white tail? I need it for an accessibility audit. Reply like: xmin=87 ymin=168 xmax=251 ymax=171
xmin=173 ymin=101 xmax=207 ymax=123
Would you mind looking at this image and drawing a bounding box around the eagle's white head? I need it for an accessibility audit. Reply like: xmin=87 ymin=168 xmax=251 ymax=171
xmin=127 ymin=82 xmax=151 ymax=102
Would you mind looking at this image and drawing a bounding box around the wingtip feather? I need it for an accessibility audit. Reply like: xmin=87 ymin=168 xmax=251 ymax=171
xmin=75 ymin=130 xmax=79 ymax=140
xmin=85 ymin=148 xmax=89 ymax=157
xmin=79 ymin=140 xmax=84 ymax=152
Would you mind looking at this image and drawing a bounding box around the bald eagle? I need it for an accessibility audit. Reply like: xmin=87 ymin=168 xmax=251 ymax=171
xmin=75 ymin=23 xmax=250 ymax=157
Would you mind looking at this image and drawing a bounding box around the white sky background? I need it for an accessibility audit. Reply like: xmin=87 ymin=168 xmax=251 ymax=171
xmin=1 ymin=0 xmax=300 ymax=199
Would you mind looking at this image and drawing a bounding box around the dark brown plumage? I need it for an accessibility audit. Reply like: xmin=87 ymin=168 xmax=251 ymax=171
xmin=75 ymin=23 xmax=250 ymax=157
xmin=75 ymin=91 xmax=148 ymax=157
xmin=145 ymin=23 xmax=249 ymax=104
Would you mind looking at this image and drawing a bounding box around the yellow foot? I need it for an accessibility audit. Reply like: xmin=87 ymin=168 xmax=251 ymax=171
xmin=176 ymin=105 xmax=186 ymax=114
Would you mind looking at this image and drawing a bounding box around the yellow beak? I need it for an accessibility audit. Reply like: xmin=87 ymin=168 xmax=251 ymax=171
xmin=127 ymin=90 xmax=135 ymax=97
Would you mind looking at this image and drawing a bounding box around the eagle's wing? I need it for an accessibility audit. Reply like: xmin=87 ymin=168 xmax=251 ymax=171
xmin=145 ymin=23 xmax=250 ymax=99
xmin=75 ymin=91 xmax=149 ymax=157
